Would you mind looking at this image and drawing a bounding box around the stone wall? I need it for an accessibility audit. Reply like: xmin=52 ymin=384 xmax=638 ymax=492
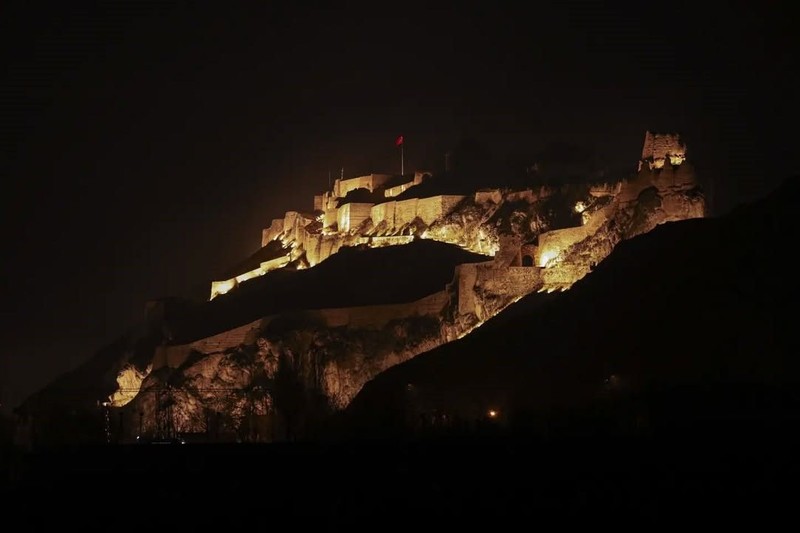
xmin=283 ymin=211 xmax=315 ymax=242
xmin=640 ymin=131 xmax=686 ymax=170
xmin=395 ymin=198 xmax=419 ymax=227
xmin=302 ymin=232 xmax=345 ymax=266
xmin=369 ymin=235 xmax=414 ymax=247
xmin=475 ymin=189 xmax=502 ymax=204
xmin=312 ymin=291 xmax=450 ymax=329
xmin=417 ymin=195 xmax=465 ymax=225
xmin=589 ymin=182 xmax=622 ymax=198
xmin=323 ymin=209 xmax=338 ymax=229
xmin=334 ymin=174 xmax=394 ymax=197
xmin=455 ymin=263 xmax=480 ymax=316
xmin=504 ymin=189 xmax=538 ymax=203
xmin=371 ymin=201 xmax=396 ymax=227
xmin=261 ymin=219 xmax=285 ymax=247
xmin=337 ymin=203 xmax=373 ymax=232
xmin=541 ymin=263 xmax=590 ymax=288
xmin=476 ymin=266 xmax=543 ymax=300
xmin=536 ymin=225 xmax=592 ymax=267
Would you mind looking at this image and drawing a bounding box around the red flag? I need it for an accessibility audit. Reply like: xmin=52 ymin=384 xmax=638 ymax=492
xmin=395 ymin=135 xmax=403 ymax=147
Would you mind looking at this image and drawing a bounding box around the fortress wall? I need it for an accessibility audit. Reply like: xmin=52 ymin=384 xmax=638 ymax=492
xmin=313 ymin=195 xmax=324 ymax=211
xmin=283 ymin=211 xmax=315 ymax=242
xmin=455 ymin=263 xmax=479 ymax=316
xmin=475 ymin=189 xmax=503 ymax=204
xmin=369 ymin=235 xmax=414 ymax=247
xmin=441 ymin=194 xmax=466 ymax=217
xmin=536 ymin=225 xmax=592 ymax=267
xmin=505 ymin=189 xmax=537 ymax=203
xmin=520 ymin=244 xmax=537 ymax=265
xmin=191 ymin=320 xmax=262 ymax=355
xmin=491 ymin=235 xmax=523 ymax=267
xmin=661 ymin=191 xmax=706 ymax=221
xmin=416 ymin=196 xmax=446 ymax=224
xmin=335 ymin=291 xmax=449 ymax=329
xmin=385 ymin=182 xmax=414 ymax=198
xmin=476 ymin=266 xmax=543 ymax=299
xmin=259 ymin=256 xmax=290 ymax=271
xmin=283 ymin=212 xmax=300 ymax=241
xmin=642 ymin=131 xmax=685 ymax=161
xmin=262 ymin=219 xmax=285 ymax=247
xmin=395 ymin=198 xmax=419 ymax=227
xmin=323 ymin=208 xmax=338 ymax=229
xmin=589 ymin=182 xmax=622 ymax=198
xmin=371 ymin=201 xmax=396 ymax=227
xmin=304 ymin=233 xmax=343 ymax=266
xmin=338 ymin=203 xmax=373 ymax=233
xmin=542 ymin=264 xmax=590 ymax=286
xmin=335 ymin=174 xmax=394 ymax=197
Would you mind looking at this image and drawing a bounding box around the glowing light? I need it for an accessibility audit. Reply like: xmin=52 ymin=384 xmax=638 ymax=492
xmin=574 ymin=201 xmax=586 ymax=213
xmin=538 ymin=250 xmax=558 ymax=267
xmin=488 ymin=409 xmax=498 ymax=418
xmin=669 ymin=154 xmax=685 ymax=166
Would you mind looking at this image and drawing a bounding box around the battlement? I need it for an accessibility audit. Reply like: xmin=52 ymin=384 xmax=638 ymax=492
xmin=639 ymin=131 xmax=686 ymax=171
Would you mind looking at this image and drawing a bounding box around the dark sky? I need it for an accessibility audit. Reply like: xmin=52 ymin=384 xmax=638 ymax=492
xmin=1 ymin=1 xmax=797 ymax=411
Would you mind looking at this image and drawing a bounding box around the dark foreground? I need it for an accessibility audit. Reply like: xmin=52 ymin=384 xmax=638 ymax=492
xmin=3 ymin=425 xmax=798 ymax=526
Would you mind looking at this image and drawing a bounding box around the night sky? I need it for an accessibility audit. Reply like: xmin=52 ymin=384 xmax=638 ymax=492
xmin=1 ymin=2 xmax=796 ymax=412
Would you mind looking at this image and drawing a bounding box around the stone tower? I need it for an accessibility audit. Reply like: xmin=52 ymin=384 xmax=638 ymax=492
xmin=639 ymin=131 xmax=687 ymax=171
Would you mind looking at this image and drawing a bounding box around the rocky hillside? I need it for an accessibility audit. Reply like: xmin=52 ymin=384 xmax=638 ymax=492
xmin=14 ymin=135 xmax=706 ymax=446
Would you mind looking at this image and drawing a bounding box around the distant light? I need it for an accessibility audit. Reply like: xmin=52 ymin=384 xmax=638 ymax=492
xmin=488 ymin=409 xmax=498 ymax=418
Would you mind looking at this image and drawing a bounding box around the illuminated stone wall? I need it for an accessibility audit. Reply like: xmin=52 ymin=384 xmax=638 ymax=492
xmin=535 ymin=225 xmax=592 ymax=267
xmin=589 ymin=182 xmax=622 ymax=198
xmin=282 ymin=211 xmax=315 ymax=243
xmin=370 ymin=201 xmax=396 ymax=227
xmin=309 ymin=291 xmax=450 ymax=329
xmin=476 ymin=265 xmax=543 ymax=300
xmin=505 ymin=189 xmax=538 ymax=203
xmin=394 ymin=198 xmax=419 ymax=226
xmin=261 ymin=219 xmax=285 ymax=246
xmin=333 ymin=173 xmax=394 ymax=197
xmin=417 ymin=195 xmax=465 ymax=225
xmin=640 ymin=131 xmax=687 ymax=170
xmin=323 ymin=208 xmax=337 ymax=229
xmin=303 ymin=232 xmax=344 ymax=266
xmin=541 ymin=263 xmax=590 ymax=287
xmin=475 ymin=189 xmax=503 ymax=204
xmin=337 ymin=202 xmax=373 ymax=232
xmin=455 ymin=263 xmax=481 ymax=316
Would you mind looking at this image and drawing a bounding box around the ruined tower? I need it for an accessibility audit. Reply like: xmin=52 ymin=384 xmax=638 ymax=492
xmin=639 ymin=131 xmax=687 ymax=171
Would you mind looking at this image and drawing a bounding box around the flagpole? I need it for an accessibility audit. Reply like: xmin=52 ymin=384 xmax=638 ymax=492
xmin=401 ymin=142 xmax=404 ymax=177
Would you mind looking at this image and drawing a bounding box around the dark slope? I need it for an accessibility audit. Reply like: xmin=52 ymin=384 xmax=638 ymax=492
xmin=155 ymin=239 xmax=487 ymax=343
xmin=344 ymin=175 xmax=800 ymax=436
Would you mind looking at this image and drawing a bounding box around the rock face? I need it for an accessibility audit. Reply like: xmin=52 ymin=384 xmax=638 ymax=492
xmin=15 ymin=132 xmax=706 ymax=446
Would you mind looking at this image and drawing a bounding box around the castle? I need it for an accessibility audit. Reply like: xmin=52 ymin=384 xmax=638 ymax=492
xmin=103 ymin=131 xmax=705 ymax=422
